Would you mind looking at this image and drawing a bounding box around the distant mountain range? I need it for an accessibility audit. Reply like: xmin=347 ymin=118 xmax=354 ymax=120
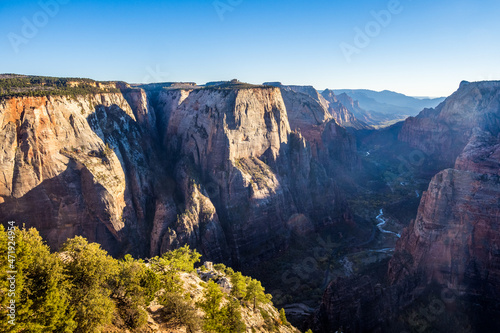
xmin=333 ymin=89 xmax=446 ymax=118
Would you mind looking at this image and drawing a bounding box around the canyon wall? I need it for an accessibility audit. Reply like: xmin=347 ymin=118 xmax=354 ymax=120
xmin=0 ymin=91 xmax=161 ymax=256
xmin=0 ymin=80 xmax=359 ymax=267
xmin=389 ymin=81 xmax=500 ymax=296
xmin=312 ymin=81 xmax=500 ymax=332
xmin=155 ymin=86 xmax=358 ymax=266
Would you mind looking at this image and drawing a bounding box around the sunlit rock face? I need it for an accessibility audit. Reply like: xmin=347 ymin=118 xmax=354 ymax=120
xmin=0 ymin=81 xmax=359 ymax=266
xmin=158 ymin=85 xmax=358 ymax=266
xmin=0 ymin=91 xmax=160 ymax=257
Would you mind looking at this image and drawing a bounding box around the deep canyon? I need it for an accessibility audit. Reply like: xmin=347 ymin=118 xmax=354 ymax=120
xmin=1 ymin=76 xmax=499 ymax=332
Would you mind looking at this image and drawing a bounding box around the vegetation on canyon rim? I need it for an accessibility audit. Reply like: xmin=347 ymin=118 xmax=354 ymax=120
xmin=0 ymin=225 xmax=287 ymax=333
xmin=0 ymin=76 xmax=120 ymax=99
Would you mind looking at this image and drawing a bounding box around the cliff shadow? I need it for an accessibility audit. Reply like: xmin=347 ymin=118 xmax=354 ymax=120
xmin=84 ymin=102 xmax=170 ymax=257
xmin=0 ymin=159 xmax=125 ymax=257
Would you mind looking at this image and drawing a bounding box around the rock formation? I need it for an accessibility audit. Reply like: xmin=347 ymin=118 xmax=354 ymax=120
xmin=321 ymin=89 xmax=371 ymax=130
xmin=155 ymin=84 xmax=358 ymax=266
xmin=313 ymin=81 xmax=500 ymax=332
xmin=0 ymin=90 xmax=161 ymax=257
xmin=390 ymin=81 xmax=500 ymax=294
xmin=265 ymin=82 xmax=370 ymax=131
xmin=0 ymin=77 xmax=359 ymax=268
xmin=398 ymin=80 xmax=500 ymax=168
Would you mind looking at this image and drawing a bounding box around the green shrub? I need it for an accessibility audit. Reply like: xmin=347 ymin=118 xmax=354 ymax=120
xmin=0 ymin=75 xmax=120 ymax=99
xmin=160 ymin=292 xmax=200 ymax=333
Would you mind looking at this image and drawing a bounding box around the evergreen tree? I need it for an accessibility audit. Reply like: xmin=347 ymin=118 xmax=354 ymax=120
xmin=230 ymin=271 xmax=247 ymax=300
xmin=198 ymin=280 xmax=225 ymax=332
xmin=279 ymin=308 xmax=289 ymax=326
xmin=160 ymin=292 xmax=200 ymax=333
xmin=221 ymin=297 xmax=246 ymax=333
xmin=0 ymin=226 xmax=76 ymax=333
xmin=244 ymin=278 xmax=269 ymax=310
xmin=111 ymin=254 xmax=161 ymax=329
xmin=150 ymin=245 xmax=201 ymax=292
xmin=61 ymin=236 xmax=118 ymax=333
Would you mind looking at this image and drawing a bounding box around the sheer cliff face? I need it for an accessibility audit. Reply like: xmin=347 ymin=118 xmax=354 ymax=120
xmin=158 ymin=86 xmax=357 ymax=265
xmin=159 ymin=87 xmax=291 ymax=264
xmin=321 ymin=89 xmax=371 ymax=130
xmin=389 ymin=81 xmax=500 ymax=298
xmin=0 ymin=92 xmax=160 ymax=256
xmin=166 ymin=87 xmax=290 ymax=166
xmin=265 ymin=82 xmax=370 ymax=132
xmin=389 ymin=169 xmax=500 ymax=291
xmin=0 ymin=82 xmax=358 ymax=265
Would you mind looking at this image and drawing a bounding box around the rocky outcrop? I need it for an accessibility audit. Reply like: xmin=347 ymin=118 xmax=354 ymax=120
xmin=454 ymin=128 xmax=500 ymax=175
xmin=265 ymin=82 xmax=370 ymax=131
xmin=157 ymin=87 xmax=291 ymax=264
xmin=263 ymin=83 xmax=332 ymax=146
xmin=389 ymin=81 xmax=500 ymax=294
xmin=334 ymin=92 xmax=395 ymax=127
xmin=321 ymin=90 xmax=371 ymax=130
xmin=313 ymin=81 xmax=500 ymax=333
xmin=388 ymin=168 xmax=500 ymax=293
xmin=399 ymin=81 xmax=500 ymax=168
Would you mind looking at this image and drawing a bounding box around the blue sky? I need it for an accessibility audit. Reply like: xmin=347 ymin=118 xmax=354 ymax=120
xmin=1 ymin=0 xmax=499 ymax=97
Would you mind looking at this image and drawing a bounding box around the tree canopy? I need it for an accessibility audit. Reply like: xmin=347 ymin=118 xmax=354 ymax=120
xmin=0 ymin=226 xmax=289 ymax=333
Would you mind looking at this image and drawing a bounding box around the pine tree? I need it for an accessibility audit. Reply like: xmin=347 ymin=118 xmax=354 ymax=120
xmin=160 ymin=292 xmax=200 ymax=333
xmin=244 ymin=278 xmax=269 ymax=310
xmin=61 ymin=236 xmax=118 ymax=333
xmin=0 ymin=226 xmax=76 ymax=333
xmin=198 ymin=280 xmax=225 ymax=332
xmin=221 ymin=298 xmax=246 ymax=333
xmin=111 ymin=254 xmax=161 ymax=329
xmin=230 ymin=271 xmax=247 ymax=299
xmin=279 ymin=308 xmax=289 ymax=326
xmin=150 ymin=245 xmax=201 ymax=292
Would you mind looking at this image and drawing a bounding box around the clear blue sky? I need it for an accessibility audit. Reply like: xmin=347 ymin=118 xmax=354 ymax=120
xmin=1 ymin=0 xmax=499 ymax=97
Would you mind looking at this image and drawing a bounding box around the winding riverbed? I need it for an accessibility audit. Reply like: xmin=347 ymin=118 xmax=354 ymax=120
xmin=376 ymin=209 xmax=401 ymax=238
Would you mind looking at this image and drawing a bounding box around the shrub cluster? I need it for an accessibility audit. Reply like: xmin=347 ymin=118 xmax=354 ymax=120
xmin=0 ymin=226 xmax=285 ymax=333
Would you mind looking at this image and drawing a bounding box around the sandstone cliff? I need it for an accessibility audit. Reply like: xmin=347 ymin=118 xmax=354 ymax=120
xmin=333 ymin=92 xmax=396 ymax=128
xmin=0 ymin=77 xmax=359 ymax=269
xmin=389 ymin=81 xmax=500 ymax=293
xmin=398 ymin=80 xmax=500 ymax=168
xmin=155 ymin=84 xmax=358 ymax=266
xmin=265 ymin=82 xmax=370 ymax=131
xmin=321 ymin=89 xmax=371 ymax=130
xmin=0 ymin=90 xmax=163 ymax=256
